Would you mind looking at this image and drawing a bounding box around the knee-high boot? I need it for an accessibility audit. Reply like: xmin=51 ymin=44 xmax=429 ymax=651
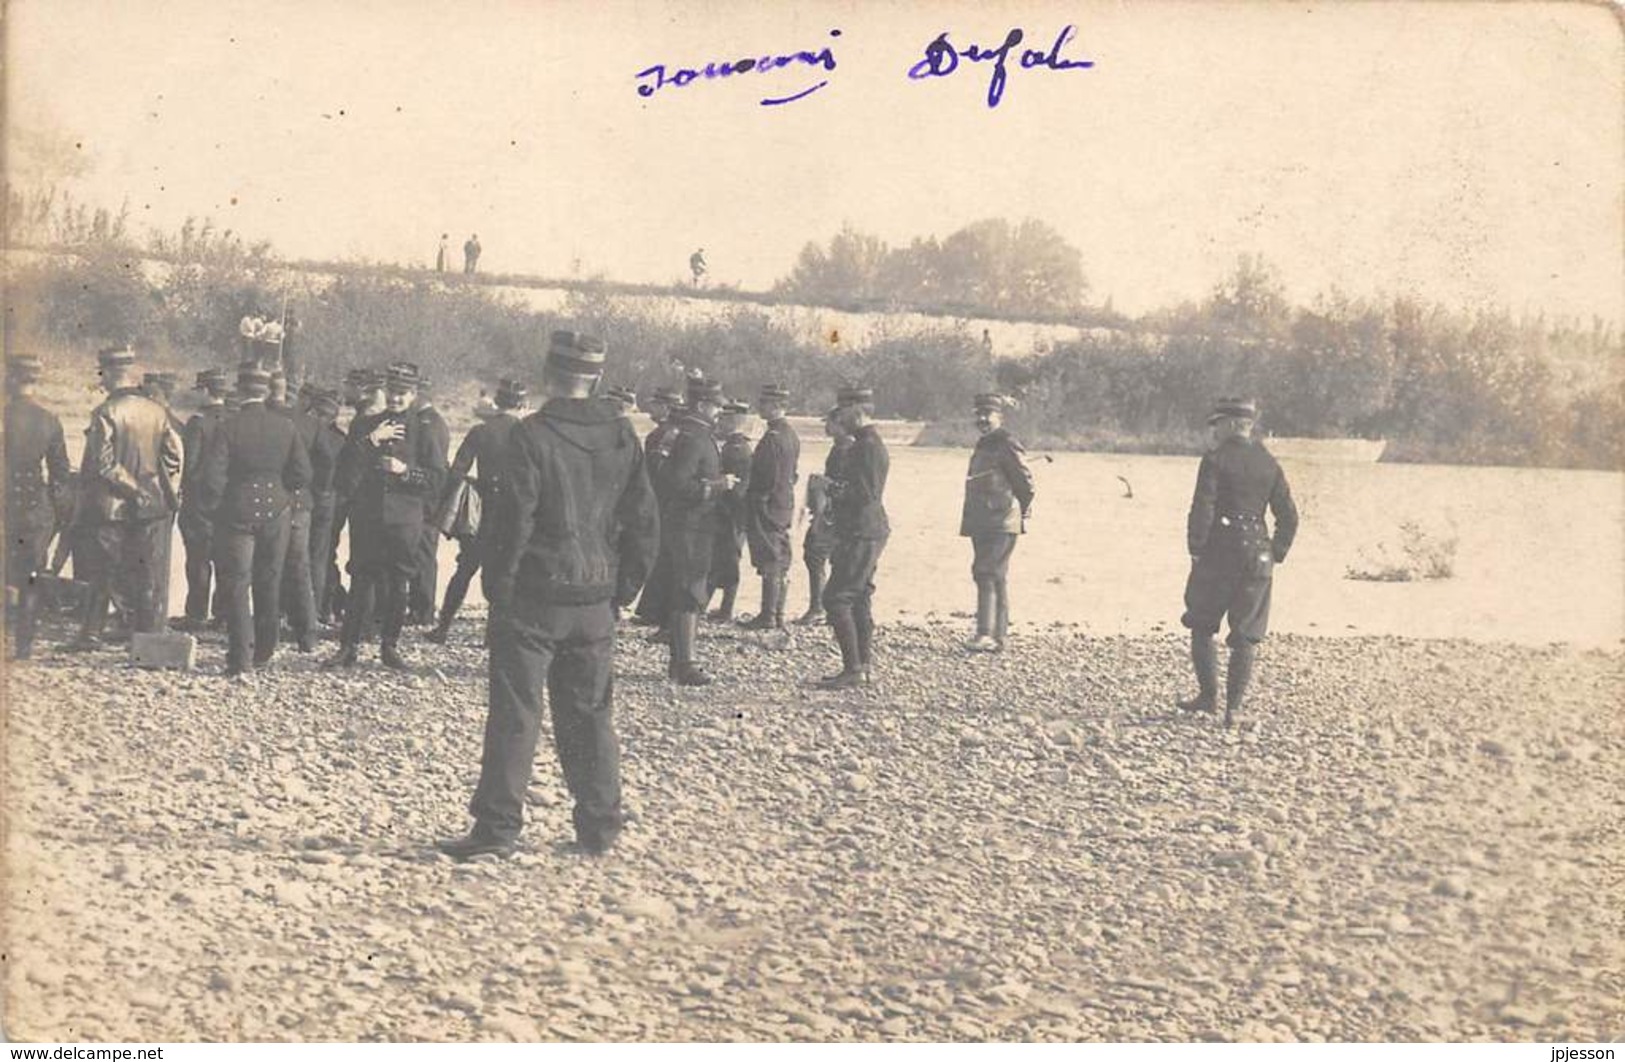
xmin=797 ymin=561 xmax=825 ymax=624
xmin=1225 ymin=643 xmax=1256 ymax=727
xmin=816 ymin=608 xmax=863 ymax=688
xmin=1178 ymin=631 xmax=1219 ymax=713
xmin=380 ymin=577 xmax=410 ymax=670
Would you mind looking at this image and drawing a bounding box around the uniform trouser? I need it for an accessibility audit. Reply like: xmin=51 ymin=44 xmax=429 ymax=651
xmin=7 ymin=522 xmax=50 ymax=656
xmin=92 ymin=518 xmax=171 ymax=635
xmin=439 ymin=534 xmax=484 ymax=625
xmin=824 ymin=534 xmax=887 ymax=661
xmin=633 ymin=535 xmax=671 ymax=622
xmin=308 ymin=495 xmax=337 ymax=621
xmin=179 ymin=510 xmax=219 ymax=622
xmin=214 ymin=509 xmax=292 ymax=669
xmin=708 ymin=523 xmax=744 ymax=593
xmin=280 ymin=505 xmax=315 ymax=641
xmin=1182 ymin=541 xmax=1274 ymax=647
xmin=343 ymin=521 xmax=418 ymax=648
xmin=153 ymin=514 xmax=175 ymax=626
xmin=971 ymin=532 xmax=1018 ymax=638
xmin=472 ymin=596 xmax=621 ymax=846
xmin=409 ymin=521 xmax=439 ymax=620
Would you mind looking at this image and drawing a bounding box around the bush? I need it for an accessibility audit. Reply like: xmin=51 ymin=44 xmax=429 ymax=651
xmin=1345 ymin=520 xmax=1459 ymax=582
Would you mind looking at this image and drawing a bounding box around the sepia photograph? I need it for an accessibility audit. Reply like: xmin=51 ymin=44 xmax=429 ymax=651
xmin=2 ymin=0 xmax=1622 ymax=1044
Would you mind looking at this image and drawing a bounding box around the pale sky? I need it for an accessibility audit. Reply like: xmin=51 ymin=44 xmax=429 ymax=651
xmin=8 ymin=0 xmax=1623 ymax=321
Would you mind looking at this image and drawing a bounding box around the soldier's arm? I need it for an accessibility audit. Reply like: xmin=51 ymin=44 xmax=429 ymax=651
xmin=197 ymin=422 xmax=230 ymax=515
xmin=1268 ymin=466 xmax=1300 ymax=563
xmin=666 ymin=433 xmax=717 ymax=505
xmin=614 ymin=425 xmax=662 ymax=606
xmin=1186 ymin=454 xmax=1218 ymax=557
xmin=1000 ymin=436 xmax=1036 ymax=514
xmin=843 ymin=437 xmax=881 ymax=508
xmin=283 ymin=424 xmax=313 ymax=495
xmin=160 ymin=419 xmax=185 ymax=509
xmin=46 ymin=417 xmax=72 ymax=489
xmin=447 ymin=427 xmax=479 ymax=485
xmin=488 ymin=428 xmax=539 ymax=608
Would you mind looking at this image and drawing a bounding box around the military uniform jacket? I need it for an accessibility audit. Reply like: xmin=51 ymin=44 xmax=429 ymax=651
xmin=492 ymin=397 xmax=659 ymax=608
xmin=5 ymin=395 xmax=71 ymax=535
xmin=280 ymin=407 xmax=322 ymax=510
xmin=309 ymin=420 xmax=346 ymax=499
xmin=831 ymin=424 xmax=889 ymax=540
xmin=416 ymin=404 xmax=452 ymax=513
xmin=660 ymin=412 xmax=727 ymax=535
xmin=447 ymin=413 xmax=521 ymax=501
xmin=1187 ymin=436 xmax=1299 ymax=562
xmin=181 ymin=405 xmax=229 ymax=515
xmin=79 ymin=387 xmax=184 ymax=523
xmin=744 ymin=417 xmax=799 ymax=528
xmin=960 ymin=427 xmax=1035 ymax=537
xmin=337 ymin=409 xmax=447 ymax=529
xmin=198 ymin=400 xmax=313 ymax=529
xmin=644 ymin=417 xmax=682 ymax=495
xmin=716 ymin=431 xmax=754 ymax=529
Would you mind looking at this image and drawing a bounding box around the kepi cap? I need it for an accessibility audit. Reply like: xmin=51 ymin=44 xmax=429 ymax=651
xmin=547 ymin=330 xmax=607 ymax=376
xmin=836 ymin=385 xmax=874 ymax=407
xmin=1207 ymin=397 xmax=1258 ymax=424
xmin=759 ymin=383 xmax=791 ymax=402
xmin=686 ymin=375 xmax=723 ymax=405
xmin=98 ymin=344 xmax=136 ymax=370
xmin=8 ymin=355 xmax=45 ymax=383
xmin=385 ymin=361 xmax=421 ymax=393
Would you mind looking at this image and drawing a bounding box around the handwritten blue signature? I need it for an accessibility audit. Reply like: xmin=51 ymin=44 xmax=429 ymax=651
xmin=907 ymin=25 xmax=1094 ymax=108
xmin=635 ymin=30 xmax=842 ymax=106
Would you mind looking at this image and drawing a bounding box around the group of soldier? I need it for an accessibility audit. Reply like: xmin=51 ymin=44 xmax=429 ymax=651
xmin=6 ymin=329 xmax=1298 ymax=857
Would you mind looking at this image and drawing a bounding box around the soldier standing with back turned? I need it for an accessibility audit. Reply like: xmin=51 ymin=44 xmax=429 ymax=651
xmin=440 ymin=330 xmax=659 ymax=859
xmin=1177 ymin=398 xmax=1299 ymax=728
xmin=68 ymin=346 xmax=184 ymax=650
xmin=198 ymin=365 xmax=311 ymax=676
xmin=5 ymin=356 xmax=71 ymax=660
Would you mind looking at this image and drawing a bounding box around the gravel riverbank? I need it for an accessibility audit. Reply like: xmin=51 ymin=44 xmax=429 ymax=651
xmin=4 ymin=619 xmax=1621 ymax=1041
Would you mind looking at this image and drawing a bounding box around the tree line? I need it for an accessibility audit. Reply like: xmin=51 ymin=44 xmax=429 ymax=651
xmin=5 ymin=193 xmax=1620 ymax=470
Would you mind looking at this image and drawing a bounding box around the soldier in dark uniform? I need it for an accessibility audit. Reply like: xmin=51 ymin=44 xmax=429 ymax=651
xmin=960 ymin=393 xmax=1036 ymax=652
xmin=426 ymin=379 xmax=527 ymax=643
xmin=817 ymin=386 xmax=889 ymax=689
xmin=325 ymin=362 xmax=446 ymax=670
xmin=739 ymin=383 xmax=800 ymax=631
xmin=198 ymin=366 xmax=312 ymax=676
xmin=68 ymin=346 xmax=185 ymax=650
xmin=304 ymin=387 xmax=347 ymax=629
xmin=440 ymin=330 xmax=659 ymax=859
xmin=409 ymin=379 xmax=452 ymax=625
xmin=276 ymin=376 xmax=323 ymax=652
xmin=1177 ymin=398 xmax=1299 ymax=727
xmin=705 ymin=400 xmax=753 ymax=622
xmin=5 ymin=356 xmax=72 ymax=659
xmin=796 ymin=406 xmax=850 ymax=625
xmin=177 ymin=369 xmax=231 ymax=631
xmin=659 ymin=376 xmax=736 ymax=685
xmin=325 ymin=369 xmax=387 ymax=625
xmin=630 ymin=385 xmax=684 ymax=628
